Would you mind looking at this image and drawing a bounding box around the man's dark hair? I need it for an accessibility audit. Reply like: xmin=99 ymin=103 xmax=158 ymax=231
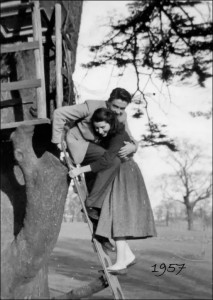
xmin=108 ymin=87 xmax=132 ymax=104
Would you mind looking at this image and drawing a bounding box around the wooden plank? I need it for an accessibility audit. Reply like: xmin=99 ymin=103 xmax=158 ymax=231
xmin=0 ymin=8 xmax=31 ymax=18
xmin=32 ymin=0 xmax=46 ymax=118
xmin=1 ymin=41 xmax=39 ymax=53
xmin=0 ymin=98 xmax=33 ymax=108
xmin=1 ymin=79 xmax=41 ymax=92
xmin=55 ymin=3 xmax=63 ymax=108
xmin=1 ymin=118 xmax=51 ymax=130
xmin=0 ymin=1 xmax=33 ymax=12
xmin=0 ymin=25 xmax=47 ymax=38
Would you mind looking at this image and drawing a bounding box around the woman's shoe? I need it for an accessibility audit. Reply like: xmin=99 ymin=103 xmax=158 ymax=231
xmin=107 ymin=267 xmax=127 ymax=276
xmin=126 ymin=258 xmax=137 ymax=268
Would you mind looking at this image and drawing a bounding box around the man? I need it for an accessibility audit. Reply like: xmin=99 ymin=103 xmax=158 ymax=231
xmin=52 ymin=87 xmax=138 ymax=251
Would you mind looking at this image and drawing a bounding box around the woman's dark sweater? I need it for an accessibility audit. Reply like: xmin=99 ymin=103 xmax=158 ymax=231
xmin=90 ymin=128 xmax=132 ymax=173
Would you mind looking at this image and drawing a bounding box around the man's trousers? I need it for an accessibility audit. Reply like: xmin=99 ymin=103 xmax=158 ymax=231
xmin=82 ymin=142 xmax=121 ymax=209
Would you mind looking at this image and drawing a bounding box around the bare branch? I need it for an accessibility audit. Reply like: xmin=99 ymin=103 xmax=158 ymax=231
xmin=55 ymin=275 xmax=108 ymax=299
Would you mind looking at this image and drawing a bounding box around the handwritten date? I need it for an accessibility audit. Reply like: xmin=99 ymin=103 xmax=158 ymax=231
xmin=151 ymin=263 xmax=186 ymax=276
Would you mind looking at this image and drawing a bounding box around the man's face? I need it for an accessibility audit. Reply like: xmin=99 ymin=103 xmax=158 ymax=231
xmin=108 ymin=99 xmax=128 ymax=116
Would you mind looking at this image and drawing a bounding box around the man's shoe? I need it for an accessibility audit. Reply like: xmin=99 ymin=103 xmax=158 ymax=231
xmin=86 ymin=207 xmax=100 ymax=220
xmin=102 ymin=240 xmax=116 ymax=253
xmin=95 ymin=236 xmax=116 ymax=253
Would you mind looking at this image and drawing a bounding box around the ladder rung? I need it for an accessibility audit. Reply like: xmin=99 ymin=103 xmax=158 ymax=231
xmin=1 ymin=41 xmax=39 ymax=53
xmin=1 ymin=79 xmax=41 ymax=92
xmin=1 ymin=118 xmax=51 ymax=130
xmin=0 ymin=1 xmax=33 ymax=12
xmin=0 ymin=25 xmax=47 ymax=39
xmin=0 ymin=98 xmax=33 ymax=108
xmin=0 ymin=9 xmax=31 ymax=18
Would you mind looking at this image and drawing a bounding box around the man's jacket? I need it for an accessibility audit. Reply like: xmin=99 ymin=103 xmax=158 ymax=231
xmin=52 ymin=100 xmax=135 ymax=164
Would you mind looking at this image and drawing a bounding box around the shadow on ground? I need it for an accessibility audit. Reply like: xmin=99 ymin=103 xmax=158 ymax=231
xmin=48 ymin=223 xmax=212 ymax=299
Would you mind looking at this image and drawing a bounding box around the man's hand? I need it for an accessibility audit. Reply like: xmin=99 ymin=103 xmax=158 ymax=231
xmin=57 ymin=143 xmax=62 ymax=151
xmin=69 ymin=167 xmax=82 ymax=178
xmin=118 ymin=141 xmax=136 ymax=158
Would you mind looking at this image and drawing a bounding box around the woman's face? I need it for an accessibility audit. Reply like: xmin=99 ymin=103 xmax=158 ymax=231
xmin=93 ymin=121 xmax=110 ymax=137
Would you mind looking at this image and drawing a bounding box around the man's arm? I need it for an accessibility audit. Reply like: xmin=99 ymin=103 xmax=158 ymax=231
xmin=51 ymin=103 xmax=90 ymax=145
xmin=120 ymin=119 xmax=138 ymax=157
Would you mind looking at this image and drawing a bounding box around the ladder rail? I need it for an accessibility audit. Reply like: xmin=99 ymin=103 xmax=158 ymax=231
xmin=72 ymin=177 xmax=125 ymax=300
xmin=1 ymin=41 xmax=39 ymax=53
xmin=32 ymin=0 xmax=46 ymax=119
xmin=61 ymin=132 xmax=125 ymax=300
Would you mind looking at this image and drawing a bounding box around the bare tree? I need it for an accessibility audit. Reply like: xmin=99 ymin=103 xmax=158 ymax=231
xmin=154 ymin=200 xmax=177 ymax=226
xmin=154 ymin=176 xmax=183 ymax=226
xmin=160 ymin=141 xmax=212 ymax=230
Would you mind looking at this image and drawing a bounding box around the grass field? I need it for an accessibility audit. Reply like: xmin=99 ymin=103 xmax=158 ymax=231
xmin=48 ymin=221 xmax=212 ymax=299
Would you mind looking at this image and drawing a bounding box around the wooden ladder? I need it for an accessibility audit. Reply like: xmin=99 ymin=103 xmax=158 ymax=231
xmin=61 ymin=135 xmax=125 ymax=300
xmin=0 ymin=0 xmax=49 ymax=129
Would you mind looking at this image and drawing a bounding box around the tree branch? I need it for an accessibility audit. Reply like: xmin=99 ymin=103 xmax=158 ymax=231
xmin=55 ymin=275 xmax=108 ymax=299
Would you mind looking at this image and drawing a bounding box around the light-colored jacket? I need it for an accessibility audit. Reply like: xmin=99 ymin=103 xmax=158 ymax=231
xmin=52 ymin=100 xmax=136 ymax=164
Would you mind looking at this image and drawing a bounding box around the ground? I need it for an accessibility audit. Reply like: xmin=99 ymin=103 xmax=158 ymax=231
xmin=48 ymin=221 xmax=212 ymax=299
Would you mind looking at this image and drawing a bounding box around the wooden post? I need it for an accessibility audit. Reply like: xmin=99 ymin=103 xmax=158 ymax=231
xmin=32 ymin=0 xmax=46 ymax=118
xmin=55 ymin=3 xmax=63 ymax=108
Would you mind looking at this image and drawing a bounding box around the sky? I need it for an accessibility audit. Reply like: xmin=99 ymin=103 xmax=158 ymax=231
xmin=72 ymin=1 xmax=212 ymax=208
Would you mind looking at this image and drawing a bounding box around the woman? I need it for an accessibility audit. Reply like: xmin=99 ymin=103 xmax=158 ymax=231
xmin=69 ymin=108 xmax=157 ymax=275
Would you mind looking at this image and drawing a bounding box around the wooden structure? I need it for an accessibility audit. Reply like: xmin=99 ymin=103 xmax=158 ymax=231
xmin=0 ymin=0 xmax=82 ymax=132
xmin=0 ymin=1 xmax=48 ymax=129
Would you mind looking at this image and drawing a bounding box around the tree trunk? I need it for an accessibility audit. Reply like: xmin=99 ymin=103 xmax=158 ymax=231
xmin=186 ymin=205 xmax=194 ymax=230
xmin=1 ymin=125 xmax=69 ymax=298
xmin=165 ymin=210 xmax=169 ymax=226
xmin=1 ymin=125 xmax=108 ymax=299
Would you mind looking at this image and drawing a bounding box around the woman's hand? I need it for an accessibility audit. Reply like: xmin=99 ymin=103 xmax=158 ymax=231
xmin=118 ymin=141 xmax=137 ymax=158
xmin=69 ymin=167 xmax=83 ymax=178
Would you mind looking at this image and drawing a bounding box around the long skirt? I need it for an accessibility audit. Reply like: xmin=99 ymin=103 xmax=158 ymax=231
xmin=95 ymin=158 xmax=157 ymax=240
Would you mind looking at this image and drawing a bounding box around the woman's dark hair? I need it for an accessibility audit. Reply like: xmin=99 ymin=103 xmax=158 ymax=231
xmin=108 ymin=87 xmax=132 ymax=104
xmin=91 ymin=108 xmax=124 ymax=137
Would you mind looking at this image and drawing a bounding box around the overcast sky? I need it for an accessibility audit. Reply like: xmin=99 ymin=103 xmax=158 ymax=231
xmin=73 ymin=1 xmax=212 ymax=207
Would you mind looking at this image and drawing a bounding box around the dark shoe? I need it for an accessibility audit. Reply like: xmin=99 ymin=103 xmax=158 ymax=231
xmin=102 ymin=240 xmax=116 ymax=253
xmin=107 ymin=267 xmax=127 ymax=276
xmin=81 ymin=207 xmax=100 ymax=220
xmin=86 ymin=207 xmax=100 ymax=220
xmin=126 ymin=258 xmax=137 ymax=268
xmin=95 ymin=236 xmax=116 ymax=253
